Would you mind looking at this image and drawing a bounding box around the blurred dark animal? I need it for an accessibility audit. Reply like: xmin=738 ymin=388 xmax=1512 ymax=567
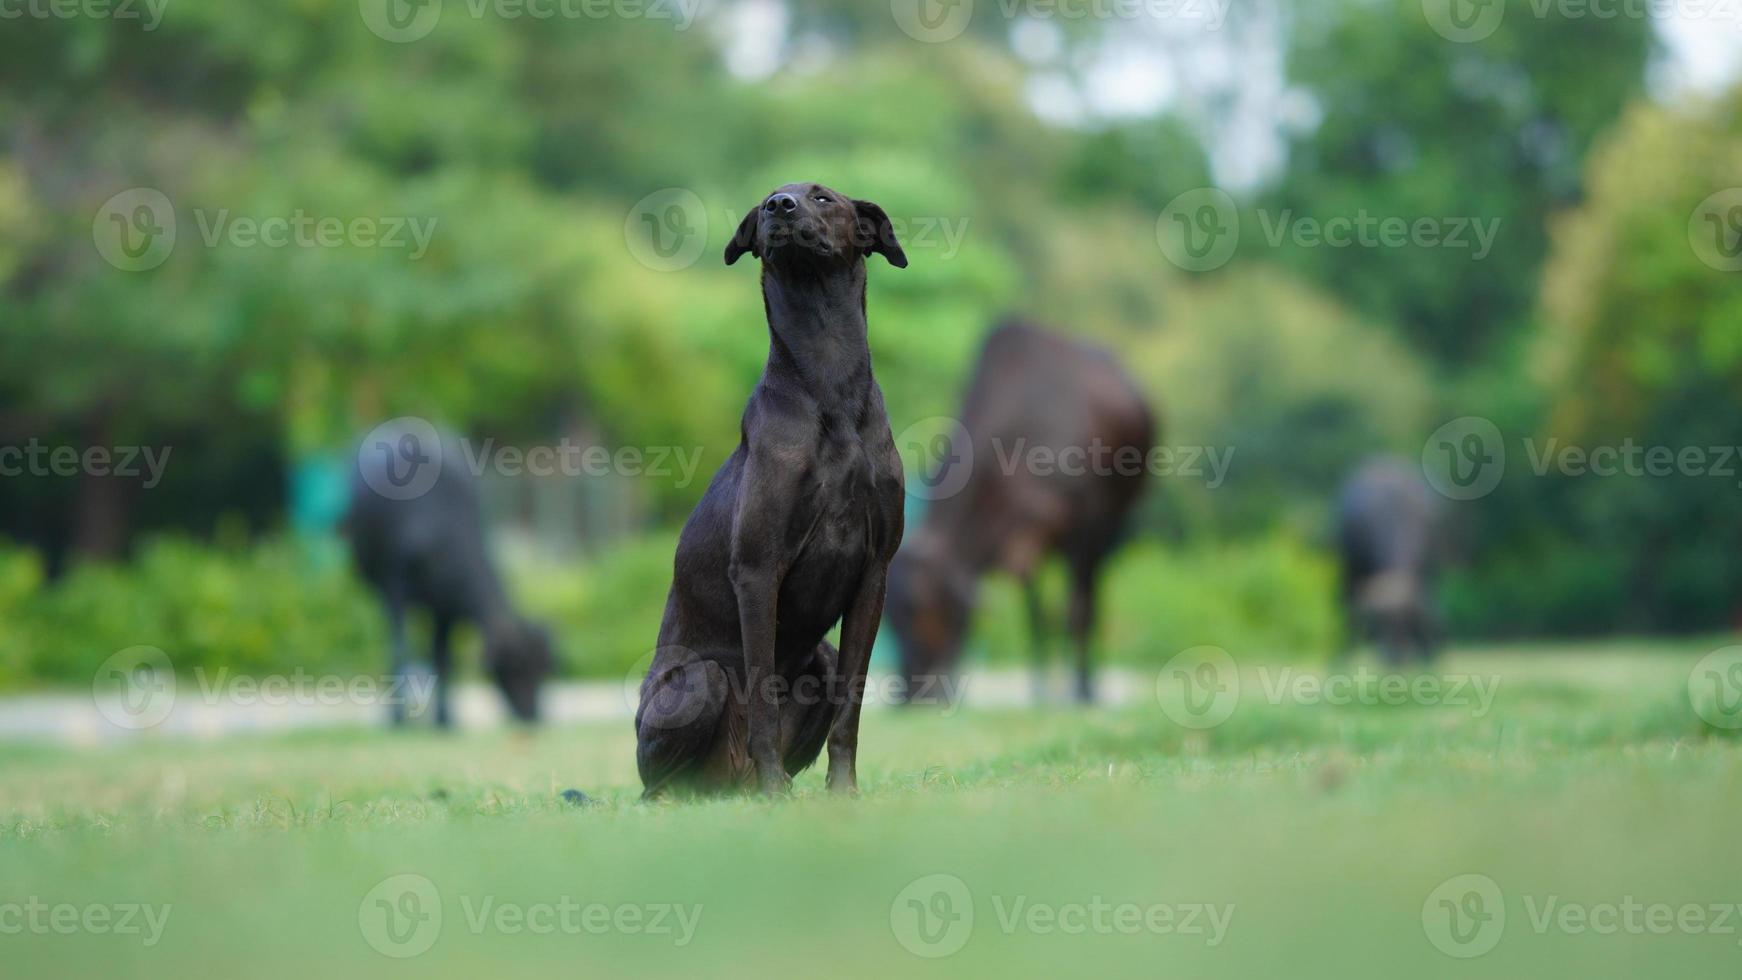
xmin=348 ymin=425 xmax=553 ymax=727
xmin=1334 ymin=457 xmax=1445 ymax=664
xmin=634 ymin=183 xmax=907 ymax=798
xmin=885 ymin=321 xmax=1156 ymax=705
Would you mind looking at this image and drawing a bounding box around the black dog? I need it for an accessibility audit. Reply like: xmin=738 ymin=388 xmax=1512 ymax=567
xmin=634 ymin=183 xmax=907 ymax=797
xmin=1335 ymin=456 xmax=1445 ymax=664
xmin=349 ymin=424 xmax=554 ymax=727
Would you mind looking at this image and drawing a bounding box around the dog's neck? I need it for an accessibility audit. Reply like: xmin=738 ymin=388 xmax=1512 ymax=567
xmin=759 ymin=261 xmax=875 ymax=417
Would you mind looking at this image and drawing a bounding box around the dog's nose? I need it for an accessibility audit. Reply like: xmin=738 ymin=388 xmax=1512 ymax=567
xmin=765 ymin=192 xmax=799 ymax=214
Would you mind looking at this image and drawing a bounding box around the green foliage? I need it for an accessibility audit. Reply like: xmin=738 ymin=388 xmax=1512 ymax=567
xmin=1446 ymin=90 xmax=1742 ymax=638
xmin=509 ymin=532 xmax=679 ymax=681
xmin=1128 ymin=267 xmax=1433 ymax=536
xmin=1272 ymin=0 xmax=1652 ymax=362
xmin=3 ymin=537 xmax=381 ymax=687
xmin=1538 ymin=94 xmax=1742 ymax=436
xmin=967 ymin=535 xmax=1341 ymax=668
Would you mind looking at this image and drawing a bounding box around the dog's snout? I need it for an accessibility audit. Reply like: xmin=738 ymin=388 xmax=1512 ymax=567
xmin=765 ymin=192 xmax=799 ymax=214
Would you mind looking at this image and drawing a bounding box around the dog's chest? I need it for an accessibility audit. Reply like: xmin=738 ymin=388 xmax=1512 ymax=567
xmin=785 ymin=426 xmax=898 ymax=583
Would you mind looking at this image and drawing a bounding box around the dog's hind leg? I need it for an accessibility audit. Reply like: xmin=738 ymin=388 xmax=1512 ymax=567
xmin=636 ymin=656 xmax=731 ymax=798
xmin=780 ymin=641 xmax=839 ymax=777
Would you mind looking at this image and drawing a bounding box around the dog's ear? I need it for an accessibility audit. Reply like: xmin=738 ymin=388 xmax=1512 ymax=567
xmin=853 ymin=199 xmax=908 ymax=268
xmin=725 ymin=206 xmax=760 ymax=266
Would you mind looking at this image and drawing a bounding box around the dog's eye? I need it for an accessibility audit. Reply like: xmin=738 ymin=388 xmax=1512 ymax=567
xmin=814 ymin=194 xmax=831 ymax=204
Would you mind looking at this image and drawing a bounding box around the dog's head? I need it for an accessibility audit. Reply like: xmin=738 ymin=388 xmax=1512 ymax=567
xmin=725 ymin=183 xmax=908 ymax=270
xmin=485 ymin=619 xmax=555 ymax=724
xmin=884 ymin=535 xmax=974 ymax=704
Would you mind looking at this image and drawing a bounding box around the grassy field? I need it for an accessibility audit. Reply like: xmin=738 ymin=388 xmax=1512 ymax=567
xmin=2 ymin=642 xmax=1740 ymax=978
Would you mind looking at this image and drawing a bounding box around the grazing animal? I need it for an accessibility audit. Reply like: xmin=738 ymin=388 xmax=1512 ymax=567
xmin=348 ymin=424 xmax=554 ymax=727
xmin=885 ymin=321 xmax=1156 ymax=705
xmin=1334 ymin=457 xmax=1445 ymax=664
xmin=634 ymin=182 xmax=907 ymax=797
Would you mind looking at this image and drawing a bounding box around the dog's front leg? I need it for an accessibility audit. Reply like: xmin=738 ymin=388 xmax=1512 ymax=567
xmin=730 ymin=451 xmax=799 ymax=796
xmin=732 ymin=564 xmax=790 ymax=795
xmin=827 ymin=563 xmax=888 ymax=794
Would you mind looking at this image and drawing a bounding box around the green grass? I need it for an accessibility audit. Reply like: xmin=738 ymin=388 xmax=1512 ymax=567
xmin=2 ymin=643 xmax=1740 ymax=978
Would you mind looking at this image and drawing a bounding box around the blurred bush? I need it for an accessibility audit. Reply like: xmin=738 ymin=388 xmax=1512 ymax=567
xmin=2 ymin=536 xmax=380 ymax=686
xmin=967 ymin=534 xmax=1340 ymax=669
xmin=0 ymin=528 xmax=1338 ymax=687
